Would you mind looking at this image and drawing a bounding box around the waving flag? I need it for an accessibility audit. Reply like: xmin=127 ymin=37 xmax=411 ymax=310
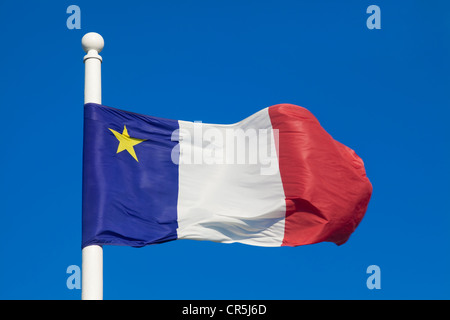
xmin=82 ymin=103 xmax=372 ymax=249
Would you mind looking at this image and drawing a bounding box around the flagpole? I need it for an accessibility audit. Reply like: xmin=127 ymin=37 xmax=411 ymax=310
xmin=81 ymin=32 xmax=104 ymax=300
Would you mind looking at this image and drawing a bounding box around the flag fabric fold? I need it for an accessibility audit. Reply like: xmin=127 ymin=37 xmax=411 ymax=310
xmin=82 ymin=103 xmax=372 ymax=249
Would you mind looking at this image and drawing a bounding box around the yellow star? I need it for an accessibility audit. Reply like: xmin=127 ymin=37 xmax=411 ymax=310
xmin=109 ymin=125 xmax=146 ymax=162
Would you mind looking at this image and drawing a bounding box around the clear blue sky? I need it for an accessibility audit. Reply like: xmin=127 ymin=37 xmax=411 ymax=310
xmin=0 ymin=0 xmax=449 ymax=300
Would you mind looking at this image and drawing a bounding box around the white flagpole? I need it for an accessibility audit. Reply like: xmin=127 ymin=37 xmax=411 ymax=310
xmin=81 ymin=32 xmax=104 ymax=300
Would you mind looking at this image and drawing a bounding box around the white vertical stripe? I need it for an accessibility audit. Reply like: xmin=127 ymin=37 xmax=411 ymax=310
xmin=176 ymin=108 xmax=286 ymax=247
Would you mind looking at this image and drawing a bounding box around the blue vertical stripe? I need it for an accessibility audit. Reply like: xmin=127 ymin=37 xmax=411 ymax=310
xmin=82 ymin=103 xmax=179 ymax=248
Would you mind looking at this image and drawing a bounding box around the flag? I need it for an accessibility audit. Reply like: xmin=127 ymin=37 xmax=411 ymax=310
xmin=82 ymin=103 xmax=372 ymax=248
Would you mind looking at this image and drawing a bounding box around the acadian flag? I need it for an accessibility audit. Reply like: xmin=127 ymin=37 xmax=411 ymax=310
xmin=82 ymin=103 xmax=372 ymax=249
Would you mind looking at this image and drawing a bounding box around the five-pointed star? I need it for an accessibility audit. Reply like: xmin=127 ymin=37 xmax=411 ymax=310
xmin=109 ymin=125 xmax=146 ymax=162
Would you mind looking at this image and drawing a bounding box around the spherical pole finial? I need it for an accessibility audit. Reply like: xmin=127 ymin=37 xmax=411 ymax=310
xmin=82 ymin=32 xmax=104 ymax=53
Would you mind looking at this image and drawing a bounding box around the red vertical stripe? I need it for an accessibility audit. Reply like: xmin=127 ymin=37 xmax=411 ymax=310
xmin=268 ymin=104 xmax=372 ymax=246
